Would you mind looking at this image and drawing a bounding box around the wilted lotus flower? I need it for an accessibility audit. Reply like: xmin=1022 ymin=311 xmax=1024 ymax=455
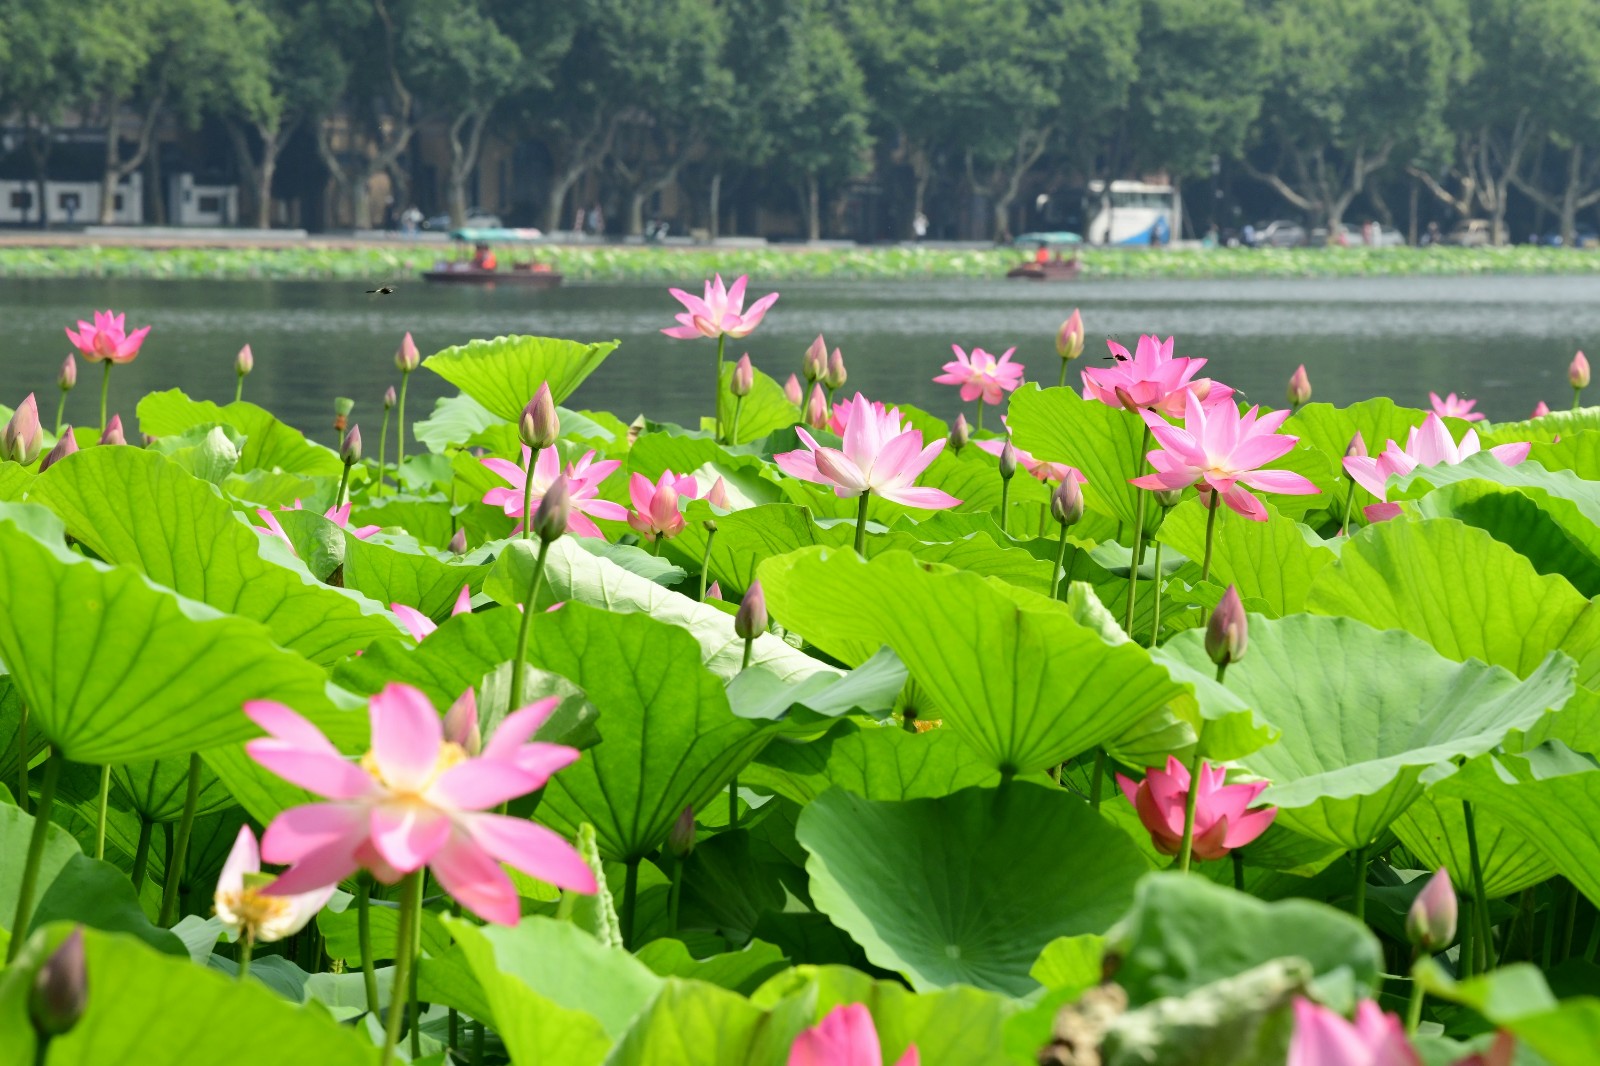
xmin=214 ymin=826 xmax=333 ymax=945
xmin=783 ymin=373 xmax=804 ymax=405
xmin=788 ymin=1003 xmax=918 ymax=1066
xmin=65 ymin=310 xmax=150 ymax=364
xmin=1405 ymin=868 xmax=1457 ymax=953
xmin=1428 ymin=391 xmax=1484 ymax=422
xmin=2 ymin=394 xmax=43 ymax=464
xmin=98 ymin=414 xmax=126 ymax=447
xmin=395 ymin=331 xmax=420 ymax=372
xmin=28 ymin=926 xmax=87 ymax=1041
xmin=39 ymin=427 xmax=78 ymax=472
xmin=1116 ymin=756 xmax=1277 ymax=861
xmin=391 ymin=584 xmax=472 ymax=642
xmin=1056 ymin=309 xmax=1084 ymax=361
xmin=1287 ymin=364 xmax=1312 ymax=408
xmin=802 ymin=335 xmax=828 ymax=382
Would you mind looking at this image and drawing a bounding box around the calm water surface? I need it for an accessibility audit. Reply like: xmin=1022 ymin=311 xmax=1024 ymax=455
xmin=0 ymin=275 xmax=1594 ymax=438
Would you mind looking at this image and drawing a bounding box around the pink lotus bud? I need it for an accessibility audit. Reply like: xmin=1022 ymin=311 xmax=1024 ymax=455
xmin=3 ymin=394 xmax=43 ymax=465
xmin=803 ymin=335 xmax=828 ymax=382
xmin=40 ymin=426 xmax=78 ymax=472
xmin=29 ymin=926 xmax=87 ymax=1040
xmin=99 ymin=414 xmax=125 ymax=447
xmin=1154 ymin=487 xmax=1184 ymax=508
xmin=1056 ymin=309 xmax=1084 ymax=360
xmin=533 ymin=474 xmax=570 ymax=543
xmin=783 ymin=373 xmax=803 ymax=405
xmin=443 ymin=689 xmax=482 ymax=756
xmin=1533 ymin=401 xmax=1551 ymax=418
xmin=731 ymin=354 xmax=754 ymax=398
xmin=1572 ymin=351 xmax=1591 ymax=390
xmin=448 ymin=528 xmax=468 ymax=555
xmin=998 ymin=440 xmax=1018 ymax=480
xmin=1051 ymin=477 xmax=1084 ymax=526
xmin=805 ymin=384 xmax=829 ymax=429
xmin=395 ymin=331 xmax=420 ymax=372
xmin=825 ymin=348 xmax=847 ymax=390
xmin=706 ymin=581 xmax=722 ymax=600
xmin=520 ymin=383 xmax=560 ymax=450
xmin=1114 ymin=386 xmax=1140 ymax=413
xmin=950 ymin=413 xmax=970 ymax=452
xmin=1345 ymin=432 xmax=1367 ymax=459
xmin=383 ymin=385 xmax=397 ymax=411
xmin=1406 ymin=867 xmax=1457 ymax=952
xmin=1206 ymin=585 xmax=1248 ymax=667
xmin=1287 ymin=365 xmax=1312 ymax=407
xmin=235 ymin=344 xmax=254 ymax=378
xmin=341 ymin=425 xmax=362 ymax=464
xmin=734 ymin=580 xmax=767 ymax=640
xmin=706 ymin=477 xmax=730 ymax=508
xmin=58 ymin=354 xmax=77 ymax=392
xmin=667 ymin=806 xmax=696 ymax=859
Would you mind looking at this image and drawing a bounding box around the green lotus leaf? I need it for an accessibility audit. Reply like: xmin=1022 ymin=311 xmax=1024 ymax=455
xmin=724 ymin=646 xmax=907 ymax=722
xmin=718 ymin=360 xmax=798 ymax=445
xmin=1008 ymin=384 xmax=1147 ymax=527
xmin=607 ymin=976 xmax=806 ymax=1066
xmin=348 ymin=495 xmax=456 ymax=550
xmin=1413 ymin=958 xmax=1600 ymax=1066
xmin=1391 ymin=791 xmax=1557 ymax=900
xmin=112 ymin=757 xmax=236 ymax=823
xmin=1155 ymin=499 xmax=1335 ymax=617
xmin=137 ymin=388 xmax=342 ymax=476
xmin=744 ymin=719 xmax=1003 ymax=805
xmin=1283 ymin=397 xmax=1441 ymax=489
xmin=146 ymin=423 xmax=243 ymax=484
xmin=633 ymin=939 xmax=790 ymax=996
xmin=422 ymin=334 xmax=617 ymax=418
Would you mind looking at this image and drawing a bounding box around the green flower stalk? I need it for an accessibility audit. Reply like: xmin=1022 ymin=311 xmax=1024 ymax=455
xmin=394 ymin=333 xmax=420 ymax=482
xmin=730 ymin=581 xmax=767 ymax=828
xmin=55 ymin=355 xmax=76 ymax=437
xmin=1049 ymin=476 xmax=1085 ymax=600
xmin=377 ymin=385 xmax=395 ymax=497
xmin=730 ymin=354 xmax=753 ymax=444
xmin=336 ymin=425 xmax=361 ymax=508
xmin=997 ymin=440 xmax=1017 ymax=534
xmin=8 ymin=748 xmax=62 ymax=964
xmin=234 ymin=344 xmax=253 ymax=404
xmin=507 ymin=477 xmax=568 ymax=717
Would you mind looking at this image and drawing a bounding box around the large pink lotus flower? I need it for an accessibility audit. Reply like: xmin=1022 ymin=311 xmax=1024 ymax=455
xmin=933 ymin=345 xmax=1025 ymax=405
xmin=829 ymin=396 xmax=886 ymax=436
xmin=257 ymin=500 xmax=380 ymax=549
xmin=1116 ymin=756 xmax=1277 ymax=861
xmin=1342 ymin=413 xmax=1531 ymax=502
xmin=661 ymin=274 xmax=778 ymax=340
xmin=628 ymin=470 xmax=699 ymax=540
xmin=245 ymin=682 xmax=596 ymax=925
xmin=788 ymin=1003 xmax=918 ymax=1066
xmin=65 ymin=309 xmax=151 ymax=364
xmin=1289 ymin=999 xmax=1418 ymax=1066
xmin=391 ymin=584 xmax=472 ymax=642
xmin=1429 ymin=391 xmax=1485 ymax=422
xmin=1130 ymin=389 xmax=1319 ymax=520
xmin=776 ymin=393 xmax=961 ymax=509
xmin=214 ymin=826 xmax=334 ymax=945
xmin=482 ymin=445 xmax=626 ymax=538
xmin=1082 ymin=335 xmax=1232 ymax=417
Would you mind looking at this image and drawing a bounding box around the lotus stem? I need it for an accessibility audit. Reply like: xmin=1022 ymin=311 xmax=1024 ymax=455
xmin=409 ymin=892 xmax=423 ymax=1058
xmin=358 ymin=875 xmax=380 ymax=1018
xmin=95 ymin=764 xmax=111 ymax=860
xmin=130 ymin=816 xmax=153 ymax=892
xmin=379 ymin=869 xmax=423 ymax=1066
xmin=395 ymin=370 xmax=411 ymax=482
xmin=621 ymin=858 xmax=640 ymax=950
xmin=1175 ymin=749 xmax=1204 ymax=873
xmin=1340 ymin=483 xmax=1357 ymax=537
xmin=1058 ymin=361 xmax=1069 ymax=388
xmin=234 ymin=376 xmax=244 ymax=405
xmin=335 ymin=461 xmax=353 ymax=511
xmin=507 ymin=538 xmax=552 ymax=715
xmin=7 ymin=746 xmax=61 ymax=963
xmin=473 ymin=1022 xmax=485 ymax=1065
xmin=519 ymin=445 xmax=540 ymax=541
xmin=13 ymin=701 xmax=26 ymax=814
xmin=1404 ymin=966 xmax=1425 ymax=1033
xmin=158 ymin=753 xmax=203 ymax=927
xmin=53 ymin=394 xmax=66 ymax=439
xmin=1090 ymin=749 xmax=1105 ymax=809
xmin=713 ymin=334 xmax=726 ymax=440
xmin=1050 ymin=523 xmax=1071 ymax=600
xmin=1124 ymin=426 xmax=1152 ymax=635
xmin=1586 ymin=905 xmax=1600 ymax=961
xmin=667 ymin=859 xmax=684 ymax=935
xmin=1462 ymin=800 xmax=1492 ymax=975
xmin=975 ymin=404 xmax=984 ymax=434
xmin=1460 ymin=899 xmax=1476 ymax=978
xmin=377 ymin=406 xmax=391 ymax=497
xmin=854 ymin=491 xmax=871 ymax=555
xmin=237 ymin=931 xmax=254 ymax=981
xmin=998 ymin=475 xmax=1011 ymax=535
xmin=699 ymin=527 xmax=717 ymax=601
xmin=1352 ymin=844 xmax=1369 ymax=922
xmin=730 ymin=395 xmax=744 ymax=445
xmin=1200 ymin=486 xmax=1221 ymax=583
xmin=1564 ymin=879 xmax=1580 ymax=962
xmin=1575 ymin=386 xmax=1583 ymax=413
xmin=1232 ymin=851 xmax=1245 ymax=891
xmin=1149 ymin=541 xmax=1165 ymax=646
xmin=99 ymin=360 xmax=111 ymax=436
xmin=448 ymin=1009 xmax=459 ymax=1057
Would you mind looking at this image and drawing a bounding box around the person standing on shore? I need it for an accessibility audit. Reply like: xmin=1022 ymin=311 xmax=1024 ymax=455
xmin=913 ymin=211 xmax=928 ymax=241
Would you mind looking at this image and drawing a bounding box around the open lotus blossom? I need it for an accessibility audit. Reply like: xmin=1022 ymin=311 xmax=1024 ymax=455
xmin=1342 ymin=413 xmax=1530 ymax=503
xmin=391 ymin=584 xmax=472 ymax=642
xmin=1082 ymin=335 xmax=1232 ymax=417
xmin=257 ymin=500 xmax=381 ymax=548
xmin=1429 ymin=391 xmax=1484 ymax=422
xmin=788 ymin=1003 xmax=919 ymax=1066
xmin=934 ymin=345 xmax=1025 ymax=405
xmin=776 ymin=392 xmax=961 ymax=509
xmin=661 ymin=274 xmax=778 ymax=340
xmin=64 ymin=309 xmax=150 ymax=364
xmin=628 ymin=470 xmax=700 ymax=540
xmin=481 ymin=445 xmax=626 ymax=538
xmin=214 ymin=826 xmax=334 ymax=945
xmin=829 ymin=395 xmax=886 ymax=436
xmin=1130 ymin=389 xmax=1319 ymax=520
xmin=246 ymin=682 xmax=596 ymax=925
xmin=1117 ymin=756 xmax=1277 ymax=861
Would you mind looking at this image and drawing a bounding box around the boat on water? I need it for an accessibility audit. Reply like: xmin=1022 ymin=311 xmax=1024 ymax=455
xmin=422 ymin=227 xmax=563 ymax=288
xmin=1006 ymin=232 xmax=1083 ymax=280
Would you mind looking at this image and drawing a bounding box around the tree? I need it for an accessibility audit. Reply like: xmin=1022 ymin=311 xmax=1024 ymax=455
xmin=0 ymin=0 xmax=92 ymax=228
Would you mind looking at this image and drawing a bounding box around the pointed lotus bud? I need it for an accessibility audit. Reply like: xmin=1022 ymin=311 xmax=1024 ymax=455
xmin=803 ymin=335 xmax=828 ymax=383
xmin=1345 ymin=432 xmax=1367 ymax=459
xmin=1287 ymin=365 xmax=1312 ymax=407
xmin=3 ymin=394 xmax=43 ymax=464
xmin=341 ymin=425 xmax=361 ymax=464
xmin=783 ymin=373 xmax=803 ymax=405
xmin=1406 ymin=868 xmax=1458 ymax=952
xmin=29 ymin=926 xmax=87 ymax=1040
xmin=58 ymin=354 xmax=77 ymax=392
xmin=1056 ymin=309 xmax=1084 ymax=360
xmin=448 ymin=527 xmax=468 ymax=555
xmin=825 ymin=348 xmax=847 ymax=390
xmin=383 ymin=385 xmax=397 ymax=411
xmin=40 ymin=427 xmax=78 ymax=472
xmin=395 ymin=331 xmax=420 ymax=372
xmin=1572 ymin=351 xmax=1591 ymax=390
xmin=1114 ymin=386 xmax=1140 ymax=414
xmin=706 ymin=580 xmax=722 ymax=600
xmin=520 ymin=383 xmax=560 ymax=450
xmin=1533 ymin=400 xmax=1551 ymax=418
xmin=734 ymin=580 xmax=767 ymax=640
xmin=235 ymin=344 xmax=254 ymax=378
xmin=1154 ymin=487 xmax=1184 ymax=509
xmin=706 ymin=477 xmax=729 ymax=509
xmin=1205 ymin=585 xmax=1248 ymax=668
xmin=1051 ymin=477 xmax=1084 ymax=526
xmin=443 ymin=689 xmax=482 ymax=756
xmin=99 ymin=414 xmax=125 ymax=447
xmin=998 ymin=440 xmax=1018 ymax=480
xmin=731 ymin=354 xmax=754 ymax=398
xmin=533 ymin=474 xmax=570 ymax=544
xmin=950 ymin=413 xmax=970 ymax=452
xmin=805 ymin=384 xmax=828 ymax=430
xmin=667 ymin=806 xmax=696 ymax=859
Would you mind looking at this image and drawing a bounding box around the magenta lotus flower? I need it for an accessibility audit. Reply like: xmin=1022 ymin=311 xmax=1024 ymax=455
xmin=1116 ymin=756 xmax=1276 ymax=861
xmin=65 ymin=310 xmax=150 ymax=364
xmin=1130 ymin=389 xmax=1319 ymax=520
xmin=628 ymin=470 xmax=699 ymax=540
xmin=1342 ymin=413 xmax=1530 ymax=502
xmin=214 ymin=826 xmax=334 ymax=945
xmin=661 ymin=274 xmax=778 ymax=340
xmin=481 ymin=445 xmax=626 ymax=538
xmin=1289 ymin=999 xmax=1418 ymax=1066
xmin=776 ymin=393 xmax=961 ymax=509
xmin=829 ymin=396 xmax=885 ymax=436
xmin=1429 ymin=391 xmax=1484 ymax=422
xmin=246 ymin=682 xmax=596 ymax=925
xmin=784 ymin=374 xmax=804 ymax=405
xmin=1082 ymin=335 xmax=1232 ymax=417
xmin=391 ymin=584 xmax=472 ymax=642
xmin=788 ymin=1003 xmax=918 ymax=1066
xmin=257 ymin=500 xmax=380 ymax=549
xmin=934 ymin=345 xmax=1025 ymax=406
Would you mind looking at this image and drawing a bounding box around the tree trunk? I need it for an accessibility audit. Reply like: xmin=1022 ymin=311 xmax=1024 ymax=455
xmin=1561 ymin=145 xmax=1580 ymax=248
xmin=255 ymin=119 xmax=291 ymax=230
xmin=805 ymin=172 xmax=820 ymax=241
xmin=447 ymin=106 xmax=491 ymax=229
xmin=146 ymin=144 xmax=165 ymax=225
xmin=26 ymin=122 xmax=51 ymax=231
xmin=708 ymin=170 xmax=721 ymax=241
xmin=908 ymin=139 xmax=932 ymax=239
xmin=98 ymin=90 xmax=165 ymax=224
xmin=546 ymin=166 xmax=584 ymax=233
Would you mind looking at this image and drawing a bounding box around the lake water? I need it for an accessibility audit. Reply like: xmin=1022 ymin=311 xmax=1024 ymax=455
xmin=0 ymin=274 xmax=1593 ymax=440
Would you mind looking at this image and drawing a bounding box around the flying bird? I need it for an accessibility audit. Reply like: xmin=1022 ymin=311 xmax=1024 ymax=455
xmin=366 ymin=284 xmax=396 ymax=295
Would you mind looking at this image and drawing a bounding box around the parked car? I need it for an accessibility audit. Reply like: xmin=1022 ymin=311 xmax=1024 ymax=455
xmin=1309 ymin=224 xmax=1357 ymax=248
xmin=423 ymin=208 xmax=502 ymax=231
xmin=1444 ymin=219 xmax=1491 ymax=247
xmin=1252 ymin=221 xmax=1307 ymax=248
xmin=1533 ymin=228 xmax=1600 ymax=248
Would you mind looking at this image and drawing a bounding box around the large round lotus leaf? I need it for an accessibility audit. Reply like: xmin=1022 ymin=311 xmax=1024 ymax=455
xmin=1391 ymin=790 xmax=1557 ymax=900
xmin=1155 ymin=499 xmax=1334 ymax=618
xmin=1163 ymin=612 xmax=1574 ymax=849
xmin=422 ymin=334 xmax=617 ymax=418
xmin=796 ymin=783 xmax=1149 ymax=995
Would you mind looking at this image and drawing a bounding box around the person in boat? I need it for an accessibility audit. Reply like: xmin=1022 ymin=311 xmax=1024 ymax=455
xmin=1035 ymin=243 xmax=1050 ymax=264
xmin=471 ymin=242 xmax=497 ymax=271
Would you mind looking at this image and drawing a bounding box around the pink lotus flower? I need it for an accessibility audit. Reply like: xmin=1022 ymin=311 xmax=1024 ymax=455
xmin=245 ymin=682 xmax=596 ymax=925
xmin=788 ymin=1003 xmax=918 ymax=1066
xmin=829 ymin=396 xmax=886 ymax=436
xmin=1429 ymin=392 xmax=1484 ymax=422
xmin=1532 ymin=401 xmax=1551 ymax=418
xmin=776 ymin=393 xmax=961 ymax=509
xmin=974 ymin=436 xmax=1085 ymax=486
xmin=65 ymin=310 xmax=151 ymax=364
xmin=257 ymin=500 xmax=381 ymax=549
xmin=1289 ymin=999 xmax=1418 ymax=1066
xmin=784 ymin=374 xmax=804 ymax=404
xmin=934 ymin=345 xmax=1025 ymax=405
xmin=1130 ymin=389 xmax=1319 ymax=520
xmin=391 ymin=585 xmax=472 ymax=642
xmin=661 ymin=274 xmax=778 ymax=340
xmin=1116 ymin=756 xmax=1276 ymax=861
xmin=214 ymin=826 xmax=334 ymax=945
xmin=628 ymin=470 xmax=699 ymax=540
xmin=1082 ymin=335 xmax=1232 ymax=417
xmin=481 ymin=445 xmax=626 ymax=538
xmin=1056 ymin=309 xmax=1084 ymax=360
xmin=1342 ymin=413 xmax=1530 ymax=502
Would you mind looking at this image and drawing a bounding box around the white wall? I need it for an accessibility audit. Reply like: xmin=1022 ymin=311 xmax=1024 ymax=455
xmin=0 ymin=175 xmax=143 ymax=225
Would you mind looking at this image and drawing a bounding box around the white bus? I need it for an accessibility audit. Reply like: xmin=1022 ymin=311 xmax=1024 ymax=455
xmin=1086 ymin=180 xmax=1182 ymax=246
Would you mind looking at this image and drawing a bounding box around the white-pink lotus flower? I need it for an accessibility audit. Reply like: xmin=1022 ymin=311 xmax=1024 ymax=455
xmin=933 ymin=345 xmax=1025 ymax=405
xmin=391 ymin=584 xmax=472 ymax=642
xmin=661 ymin=274 xmax=778 ymax=340
xmin=1082 ymin=334 xmax=1232 ymax=417
xmin=481 ymin=445 xmax=626 ymax=538
xmin=65 ymin=309 xmax=151 ymax=364
xmin=1429 ymin=391 xmax=1485 ymax=422
xmin=1342 ymin=413 xmax=1530 ymax=502
xmin=214 ymin=825 xmax=334 ymax=944
xmin=776 ymin=393 xmax=961 ymax=509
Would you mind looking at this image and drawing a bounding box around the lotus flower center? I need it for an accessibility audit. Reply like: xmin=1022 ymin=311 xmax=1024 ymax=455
xmin=217 ymin=886 xmax=293 ymax=935
xmin=360 ymin=741 xmax=469 ymax=795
